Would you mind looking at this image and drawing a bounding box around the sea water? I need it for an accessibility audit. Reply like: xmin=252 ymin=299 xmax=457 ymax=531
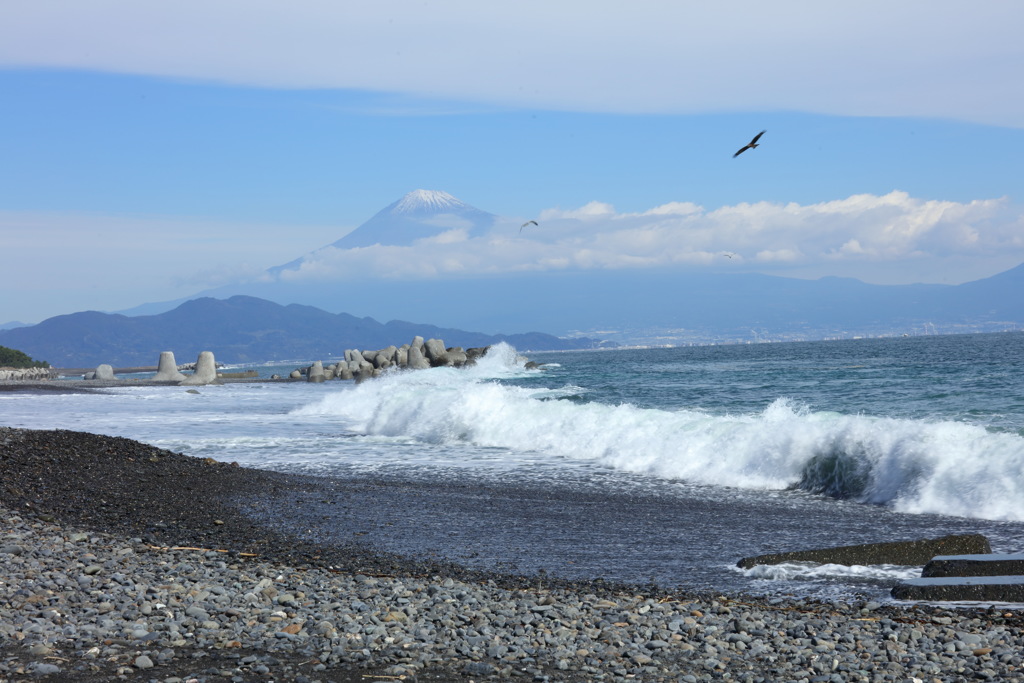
xmin=3 ymin=332 xmax=1023 ymax=602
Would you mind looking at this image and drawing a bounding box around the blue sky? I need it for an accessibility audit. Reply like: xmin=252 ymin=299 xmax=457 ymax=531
xmin=2 ymin=1 xmax=1023 ymax=325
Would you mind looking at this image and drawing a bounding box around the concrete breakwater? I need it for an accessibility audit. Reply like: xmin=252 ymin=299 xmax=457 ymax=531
xmin=0 ymin=366 xmax=58 ymax=381
xmin=738 ymin=535 xmax=1024 ymax=603
xmin=296 ymin=336 xmax=491 ymax=382
xmin=43 ymin=337 xmax=495 ymax=387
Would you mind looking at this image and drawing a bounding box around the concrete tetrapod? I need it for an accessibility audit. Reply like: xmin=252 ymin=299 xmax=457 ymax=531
xmin=179 ymin=351 xmax=219 ymax=386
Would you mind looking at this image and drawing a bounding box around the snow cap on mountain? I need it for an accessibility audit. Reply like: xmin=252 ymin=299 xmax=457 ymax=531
xmin=392 ymin=189 xmax=469 ymax=214
xmin=268 ymin=190 xmax=497 ymax=274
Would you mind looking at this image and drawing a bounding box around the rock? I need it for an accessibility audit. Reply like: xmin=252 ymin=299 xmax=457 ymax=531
xmin=922 ymin=553 xmax=1024 ymax=578
xmin=307 ymin=360 xmax=326 ymax=383
xmin=737 ymin=534 xmax=992 ymax=569
xmin=289 ymin=370 xmax=302 ymax=379
xmin=338 ymin=366 xmax=354 ymax=380
xmin=179 ymin=351 xmax=219 ymax=386
xmin=152 ymin=351 xmax=187 ymax=381
xmin=31 ymin=663 xmax=61 ymax=676
xmin=891 ymin=576 xmax=1024 ymax=602
xmin=396 ymin=345 xmax=409 ymax=367
xmin=93 ymin=364 xmax=116 ymax=380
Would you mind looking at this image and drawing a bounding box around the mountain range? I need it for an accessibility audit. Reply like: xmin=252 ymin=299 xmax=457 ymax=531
xmin=0 ymin=296 xmax=606 ymax=368
xmin=3 ymin=188 xmax=1022 ymax=363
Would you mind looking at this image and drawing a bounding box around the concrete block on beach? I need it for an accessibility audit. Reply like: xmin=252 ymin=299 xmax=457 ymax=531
xmin=179 ymin=351 xmax=219 ymax=386
xmin=332 ymin=337 xmax=491 ymax=380
xmin=406 ymin=344 xmax=430 ymax=370
xmin=375 ymin=345 xmax=397 ymax=368
xmin=93 ymin=364 xmax=116 ymax=380
xmin=922 ymin=553 xmax=1024 ymax=578
xmin=736 ymin=533 xmax=992 ymax=569
xmin=424 ymin=338 xmax=448 ymax=367
xmin=891 ymin=575 xmax=1024 ymax=602
xmin=307 ymin=360 xmax=326 ymax=383
xmin=445 ymin=346 xmax=468 ymax=367
xmin=152 ymin=351 xmax=186 ymax=381
xmin=0 ymin=367 xmax=56 ymax=380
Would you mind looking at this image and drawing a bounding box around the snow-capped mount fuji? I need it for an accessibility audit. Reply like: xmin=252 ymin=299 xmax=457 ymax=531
xmin=268 ymin=189 xmax=496 ymax=275
xmin=335 ymin=189 xmax=496 ymax=248
xmin=391 ymin=189 xmax=474 ymax=215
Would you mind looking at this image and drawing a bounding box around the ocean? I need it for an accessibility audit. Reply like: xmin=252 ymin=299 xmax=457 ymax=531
xmin=3 ymin=332 xmax=1024 ymax=604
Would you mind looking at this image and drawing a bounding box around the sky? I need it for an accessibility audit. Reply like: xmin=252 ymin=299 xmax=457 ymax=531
xmin=1 ymin=1 xmax=1023 ymax=326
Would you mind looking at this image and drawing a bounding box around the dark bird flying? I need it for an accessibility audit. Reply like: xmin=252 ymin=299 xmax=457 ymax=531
xmin=520 ymin=220 xmax=538 ymax=233
xmin=733 ymin=130 xmax=766 ymax=158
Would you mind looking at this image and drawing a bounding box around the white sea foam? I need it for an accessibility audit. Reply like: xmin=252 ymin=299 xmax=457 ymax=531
xmin=294 ymin=343 xmax=1024 ymax=521
xmin=740 ymin=562 xmax=921 ymax=585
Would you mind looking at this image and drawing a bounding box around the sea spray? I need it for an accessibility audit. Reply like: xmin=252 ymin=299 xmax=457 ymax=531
xmin=295 ymin=356 xmax=1024 ymax=521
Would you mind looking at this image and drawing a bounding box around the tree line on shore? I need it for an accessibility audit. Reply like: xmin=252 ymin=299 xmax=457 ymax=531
xmin=0 ymin=345 xmax=49 ymax=369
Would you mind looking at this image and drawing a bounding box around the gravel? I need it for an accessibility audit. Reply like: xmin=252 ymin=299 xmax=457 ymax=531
xmin=2 ymin=426 xmax=1023 ymax=682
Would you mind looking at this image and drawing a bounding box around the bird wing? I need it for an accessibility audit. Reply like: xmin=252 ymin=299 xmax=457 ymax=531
xmin=733 ymin=130 xmax=766 ymax=157
xmin=520 ymin=220 xmax=538 ymax=233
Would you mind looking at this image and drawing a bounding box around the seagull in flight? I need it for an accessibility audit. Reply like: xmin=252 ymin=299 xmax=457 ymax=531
xmin=733 ymin=130 xmax=766 ymax=158
xmin=520 ymin=220 xmax=538 ymax=233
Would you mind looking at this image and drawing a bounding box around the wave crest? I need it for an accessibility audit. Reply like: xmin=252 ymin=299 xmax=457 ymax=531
xmin=294 ymin=360 xmax=1024 ymax=521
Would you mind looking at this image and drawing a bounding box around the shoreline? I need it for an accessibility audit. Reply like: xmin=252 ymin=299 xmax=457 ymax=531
xmin=0 ymin=377 xmax=301 ymax=394
xmin=2 ymin=427 xmax=1023 ymax=681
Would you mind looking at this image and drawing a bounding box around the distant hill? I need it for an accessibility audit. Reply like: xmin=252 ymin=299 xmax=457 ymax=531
xmin=0 ymin=296 xmax=608 ymax=368
xmin=117 ymin=262 xmax=1024 ymax=344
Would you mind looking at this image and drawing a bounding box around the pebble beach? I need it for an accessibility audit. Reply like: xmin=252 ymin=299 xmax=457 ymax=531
xmin=2 ymin=426 xmax=1024 ymax=682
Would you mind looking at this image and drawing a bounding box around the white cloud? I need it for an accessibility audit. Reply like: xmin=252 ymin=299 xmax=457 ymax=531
xmin=0 ymin=1 xmax=1021 ymax=127
xmin=3 ymin=191 xmax=1022 ymax=323
xmin=273 ymin=191 xmax=1024 ymax=284
xmin=539 ymin=201 xmax=617 ymax=221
